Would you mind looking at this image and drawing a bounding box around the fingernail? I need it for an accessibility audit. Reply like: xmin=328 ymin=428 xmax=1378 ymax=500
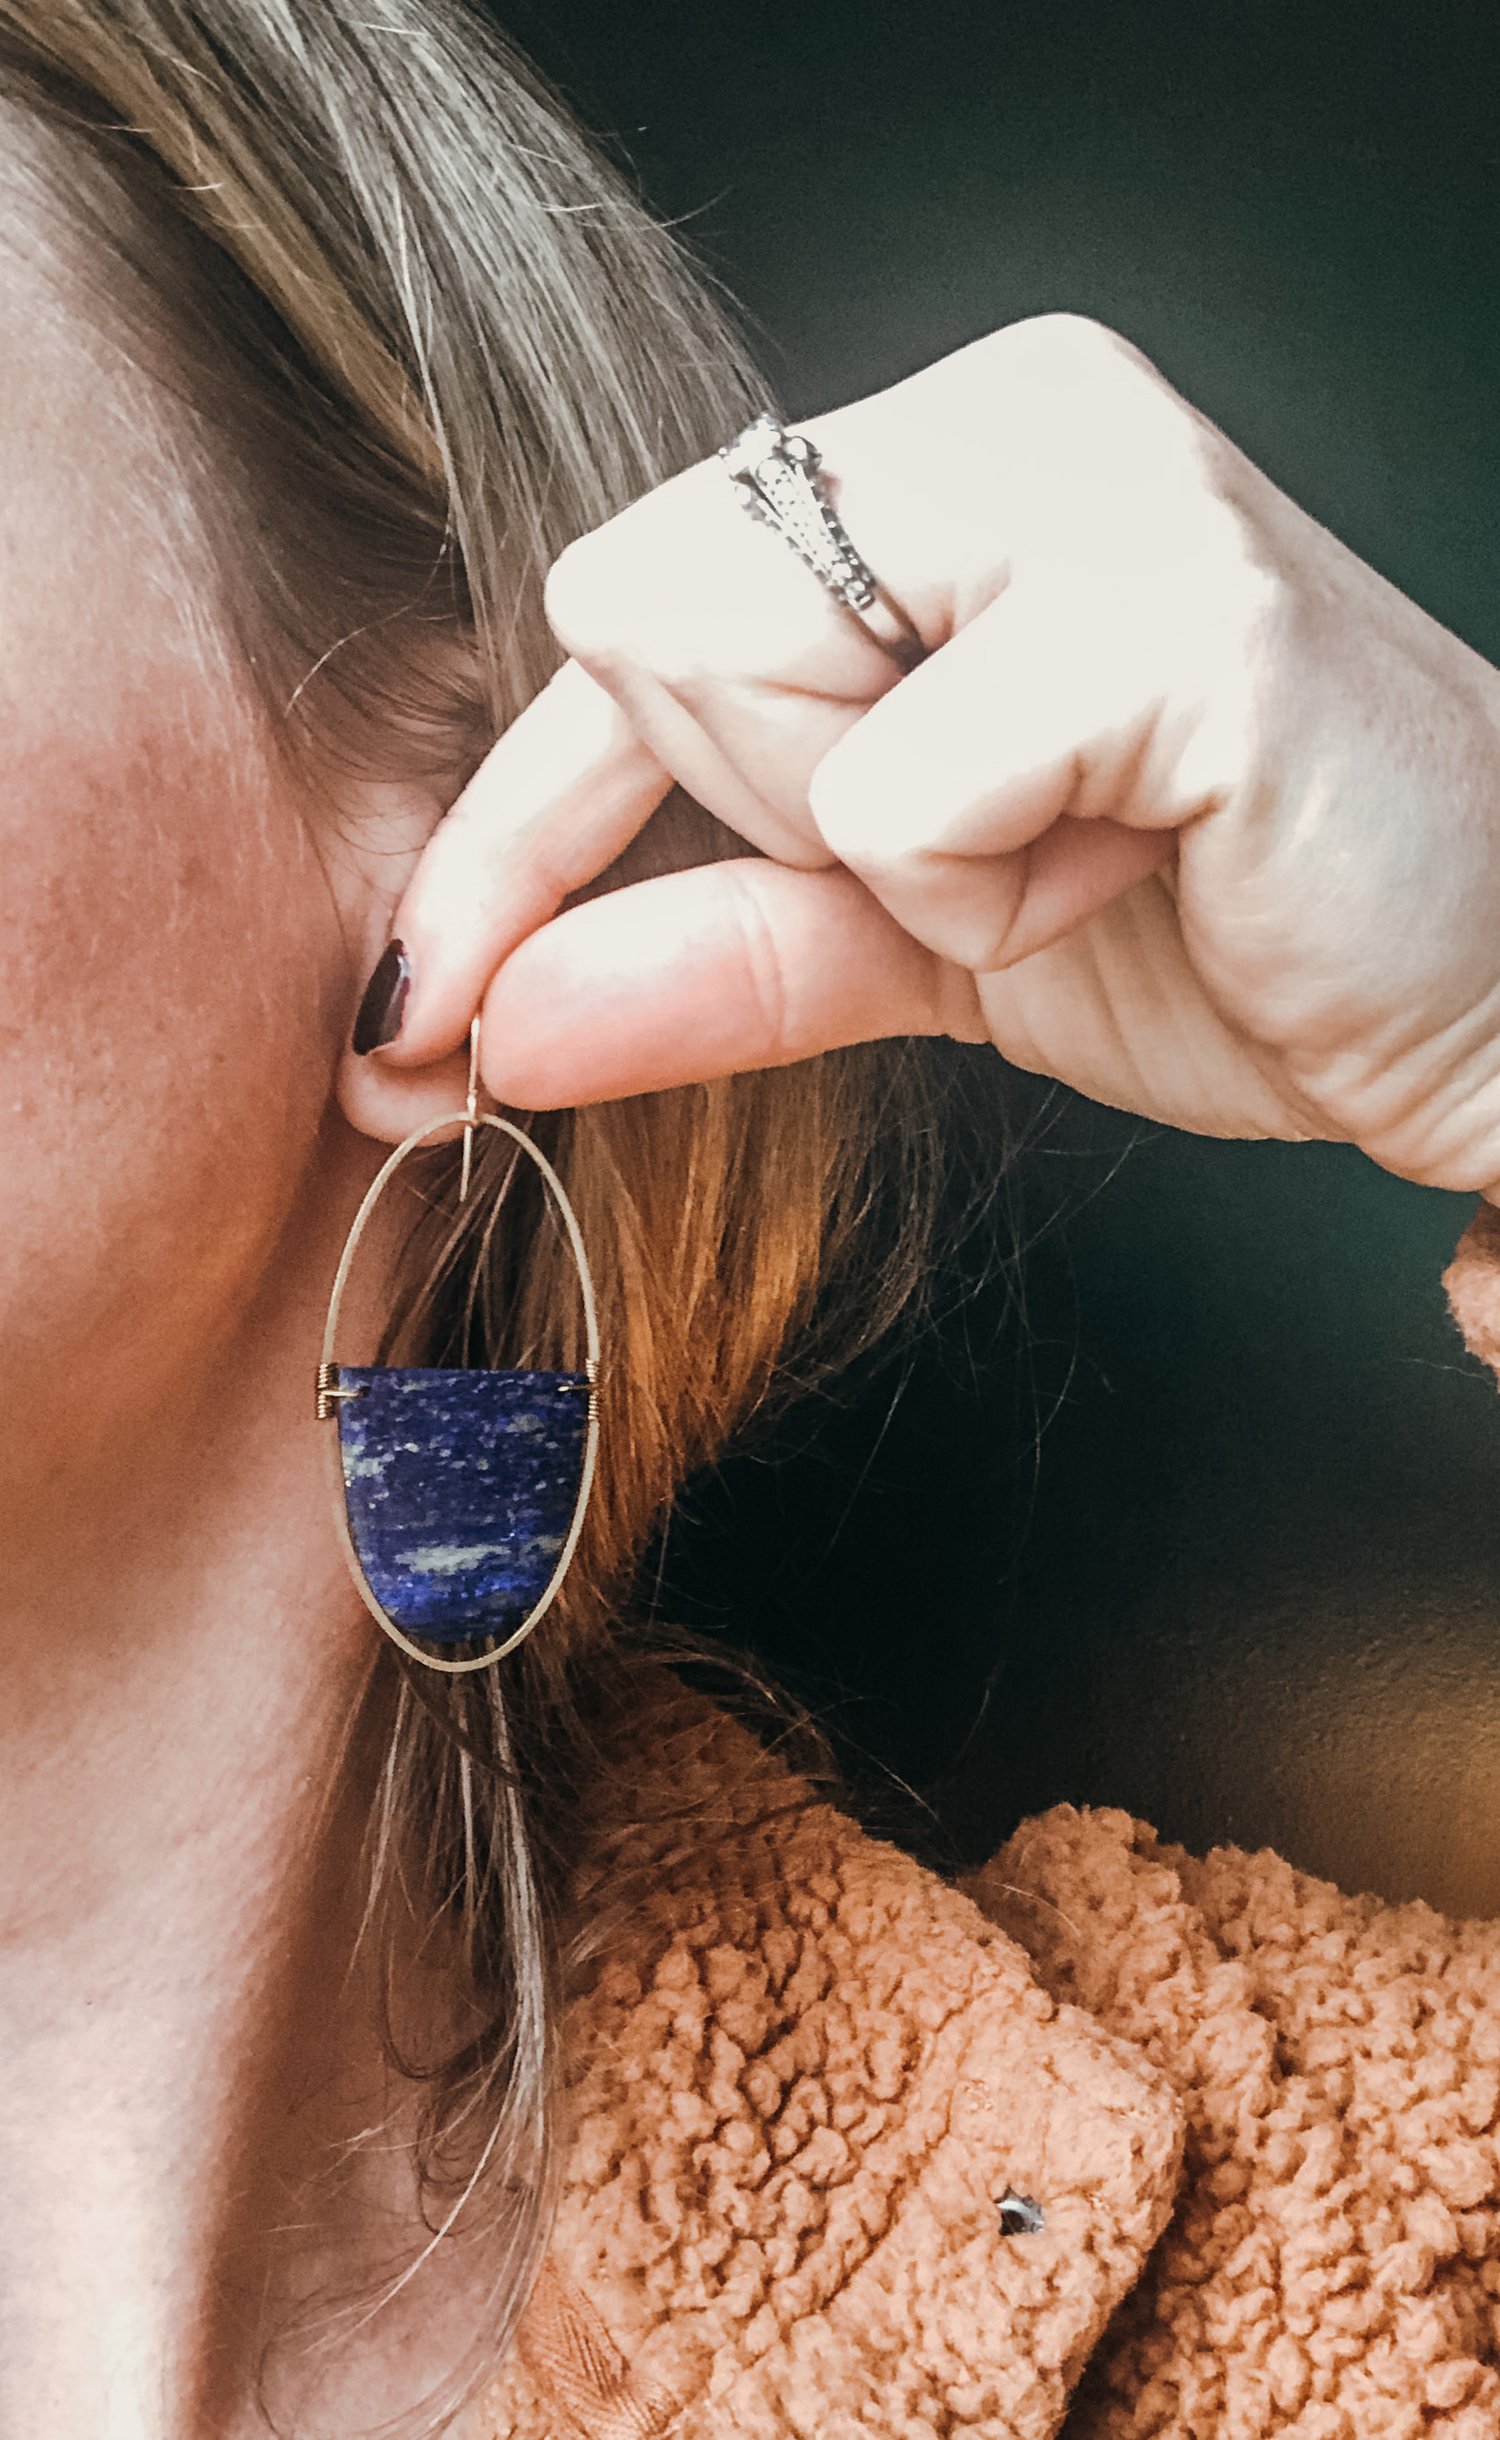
xmin=352 ymin=938 xmax=411 ymax=1054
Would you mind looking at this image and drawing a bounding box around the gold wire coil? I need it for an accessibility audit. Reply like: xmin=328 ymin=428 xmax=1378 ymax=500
xmin=317 ymin=1024 xmax=601 ymax=1676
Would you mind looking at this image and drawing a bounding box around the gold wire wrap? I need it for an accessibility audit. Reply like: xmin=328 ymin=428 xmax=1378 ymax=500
xmin=318 ymin=1036 xmax=601 ymax=1676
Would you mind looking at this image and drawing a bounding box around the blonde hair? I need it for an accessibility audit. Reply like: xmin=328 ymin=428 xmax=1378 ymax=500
xmin=0 ymin=3 xmax=951 ymax=2428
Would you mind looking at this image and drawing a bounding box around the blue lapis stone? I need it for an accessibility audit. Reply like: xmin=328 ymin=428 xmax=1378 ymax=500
xmin=335 ymin=1367 xmax=589 ymax=1642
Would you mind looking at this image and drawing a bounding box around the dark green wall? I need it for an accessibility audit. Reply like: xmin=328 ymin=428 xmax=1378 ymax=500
xmin=503 ymin=0 xmax=1500 ymax=1910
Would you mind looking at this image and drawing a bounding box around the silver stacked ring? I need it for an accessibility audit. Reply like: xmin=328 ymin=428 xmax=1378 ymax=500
xmin=720 ymin=414 xmax=924 ymax=668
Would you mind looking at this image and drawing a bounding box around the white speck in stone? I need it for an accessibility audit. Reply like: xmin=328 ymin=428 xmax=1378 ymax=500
xmin=343 ymin=1451 xmax=390 ymax=1480
xmin=404 ymin=1541 xmax=508 ymax=1577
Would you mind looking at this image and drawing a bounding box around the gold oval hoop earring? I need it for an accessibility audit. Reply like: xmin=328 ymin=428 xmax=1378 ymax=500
xmin=316 ymin=1021 xmax=600 ymax=1677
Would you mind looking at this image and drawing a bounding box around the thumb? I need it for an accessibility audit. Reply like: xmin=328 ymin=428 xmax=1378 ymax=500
xmin=478 ymin=858 xmax=987 ymax=1108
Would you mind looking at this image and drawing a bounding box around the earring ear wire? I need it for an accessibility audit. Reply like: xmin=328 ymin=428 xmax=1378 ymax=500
xmin=460 ymin=1013 xmax=480 ymax=1206
xmin=317 ymin=1017 xmax=600 ymax=1676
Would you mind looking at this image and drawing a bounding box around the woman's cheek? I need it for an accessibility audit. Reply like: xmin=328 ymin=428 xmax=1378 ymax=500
xmin=0 ymin=632 xmax=341 ymax=1454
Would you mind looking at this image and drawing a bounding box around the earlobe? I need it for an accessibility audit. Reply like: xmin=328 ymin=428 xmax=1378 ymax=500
xmin=326 ymin=741 xmax=488 ymax=1150
xmin=334 ymin=1031 xmax=473 ymax=1149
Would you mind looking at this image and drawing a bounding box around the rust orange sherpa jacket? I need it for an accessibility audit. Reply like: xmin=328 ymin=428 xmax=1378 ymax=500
xmin=466 ymin=1211 xmax=1500 ymax=2440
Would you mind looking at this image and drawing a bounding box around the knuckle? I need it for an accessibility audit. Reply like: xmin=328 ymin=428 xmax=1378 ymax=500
xmin=932 ymin=960 xmax=991 ymax=1044
xmin=989 ymin=314 xmax=1167 ymax=434
xmin=808 ymin=745 xmax=915 ymax=884
xmin=1016 ymin=310 xmax=1141 ymax=370
xmin=726 ymin=870 xmax=795 ymax=1062
xmin=546 ymin=482 xmax=700 ymax=687
xmin=541 ymin=532 xmax=601 ymax=655
xmin=806 ymin=755 xmax=873 ymax=869
xmin=1019 ymin=308 xmax=1109 ymax=346
xmin=543 ymin=524 xmax=636 ymax=669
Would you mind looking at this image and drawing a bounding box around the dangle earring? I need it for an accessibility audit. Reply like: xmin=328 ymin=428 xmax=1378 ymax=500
xmin=317 ymin=1020 xmax=600 ymax=1675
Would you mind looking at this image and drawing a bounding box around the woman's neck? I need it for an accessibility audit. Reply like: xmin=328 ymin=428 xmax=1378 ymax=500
xmin=0 ymin=1137 xmax=479 ymax=2437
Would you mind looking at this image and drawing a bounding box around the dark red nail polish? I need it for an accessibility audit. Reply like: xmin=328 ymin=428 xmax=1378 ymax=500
xmin=352 ymin=939 xmax=411 ymax=1054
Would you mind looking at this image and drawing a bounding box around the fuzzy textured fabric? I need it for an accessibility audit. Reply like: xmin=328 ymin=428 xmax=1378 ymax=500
xmin=472 ymin=1700 xmax=1183 ymax=2440
xmin=971 ymin=1814 xmax=1500 ymax=2439
xmin=460 ymin=1207 xmax=1500 ymax=2440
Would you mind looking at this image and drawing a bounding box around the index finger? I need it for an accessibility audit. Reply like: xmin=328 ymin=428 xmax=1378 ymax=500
xmin=376 ymin=656 xmax=673 ymax=1065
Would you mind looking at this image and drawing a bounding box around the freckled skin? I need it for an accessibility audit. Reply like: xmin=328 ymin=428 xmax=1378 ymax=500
xmin=0 ymin=195 xmax=494 ymax=2439
xmin=0 ymin=266 xmax=347 ymax=1531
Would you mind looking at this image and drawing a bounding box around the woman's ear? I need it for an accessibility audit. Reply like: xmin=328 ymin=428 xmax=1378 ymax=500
xmin=331 ymin=796 xmax=475 ymax=1146
xmin=336 ymin=1011 xmax=475 ymax=1149
xmin=325 ymin=631 xmax=498 ymax=1147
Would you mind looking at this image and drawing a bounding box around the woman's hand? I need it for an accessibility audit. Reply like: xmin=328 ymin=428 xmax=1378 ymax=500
xmin=361 ymin=315 xmax=1500 ymax=1194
